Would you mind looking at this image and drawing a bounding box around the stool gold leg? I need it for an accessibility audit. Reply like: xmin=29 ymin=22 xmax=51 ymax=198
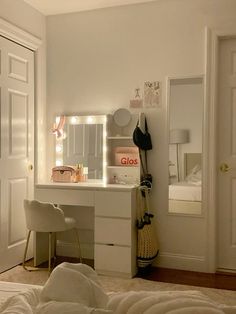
xmin=22 ymin=230 xmax=31 ymax=271
xmin=74 ymin=228 xmax=83 ymax=263
xmin=52 ymin=232 xmax=57 ymax=268
xmin=48 ymin=232 xmax=52 ymax=273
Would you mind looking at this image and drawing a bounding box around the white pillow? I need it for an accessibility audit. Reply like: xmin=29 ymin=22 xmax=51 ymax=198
xmin=40 ymin=263 xmax=109 ymax=309
xmin=186 ymin=164 xmax=201 ymax=184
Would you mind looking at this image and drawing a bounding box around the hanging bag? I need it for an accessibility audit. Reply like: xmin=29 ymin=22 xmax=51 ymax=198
xmin=137 ymin=187 xmax=159 ymax=268
xmin=133 ymin=117 xmax=153 ymax=186
xmin=133 ymin=118 xmax=152 ymax=151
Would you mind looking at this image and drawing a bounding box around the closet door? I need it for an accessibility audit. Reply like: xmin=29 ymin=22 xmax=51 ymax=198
xmin=217 ymin=37 xmax=236 ymax=271
xmin=0 ymin=36 xmax=34 ymax=272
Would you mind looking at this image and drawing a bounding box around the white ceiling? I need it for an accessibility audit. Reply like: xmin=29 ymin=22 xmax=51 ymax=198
xmin=23 ymin=0 xmax=156 ymax=16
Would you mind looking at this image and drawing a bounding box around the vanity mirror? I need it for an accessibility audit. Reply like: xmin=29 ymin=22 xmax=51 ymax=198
xmin=168 ymin=76 xmax=204 ymax=215
xmin=54 ymin=115 xmax=107 ymax=181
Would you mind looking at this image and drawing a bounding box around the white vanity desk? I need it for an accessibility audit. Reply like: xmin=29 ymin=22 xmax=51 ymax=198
xmin=35 ymin=182 xmax=138 ymax=278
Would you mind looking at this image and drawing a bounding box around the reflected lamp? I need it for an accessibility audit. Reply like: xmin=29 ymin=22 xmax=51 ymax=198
xmin=169 ymin=129 xmax=189 ymax=181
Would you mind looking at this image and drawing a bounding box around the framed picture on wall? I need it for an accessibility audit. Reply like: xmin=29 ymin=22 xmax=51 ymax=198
xmin=144 ymin=81 xmax=161 ymax=108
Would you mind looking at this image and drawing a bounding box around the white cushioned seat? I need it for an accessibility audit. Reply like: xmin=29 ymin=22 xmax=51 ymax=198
xmin=23 ymin=199 xmax=82 ymax=273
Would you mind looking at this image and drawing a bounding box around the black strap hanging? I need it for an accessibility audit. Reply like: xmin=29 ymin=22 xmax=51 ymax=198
xmin=133 ymin=116 xmax=153 ymax=187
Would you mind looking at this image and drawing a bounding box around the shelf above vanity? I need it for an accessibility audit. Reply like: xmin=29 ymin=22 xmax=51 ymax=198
xmin=107 ymin=136 xmax=133 ymax=140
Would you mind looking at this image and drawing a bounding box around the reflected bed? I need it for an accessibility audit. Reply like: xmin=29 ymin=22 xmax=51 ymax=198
xmin=169 ymin=153 xmax=202 ymax=215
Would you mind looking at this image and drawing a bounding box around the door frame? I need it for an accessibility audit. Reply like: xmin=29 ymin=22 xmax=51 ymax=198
xmin=0 ymin=17 xmax=45 ymax=185
xmin=205 ymin=26 xmax=236 ymax=272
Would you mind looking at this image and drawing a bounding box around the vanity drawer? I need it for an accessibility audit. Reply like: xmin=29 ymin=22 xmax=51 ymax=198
xmin=95 ymin=217 xmax=131 ymax=246
xmin=95 ymin=191 xmax=131 ymax=218
xmin=94 ymin=244 xmax=131 ymax=275
xmin=35 ymin=188 xmax=94 ymax=206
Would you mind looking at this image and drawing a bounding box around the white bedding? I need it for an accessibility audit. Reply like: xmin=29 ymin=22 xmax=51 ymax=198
xmin=0 ymin=263 xmax=235 ymax=314
xmin=0 ymin=281 xmax=41 ymax=307
xmin=169 ymin=182 xmax=202 ymax=202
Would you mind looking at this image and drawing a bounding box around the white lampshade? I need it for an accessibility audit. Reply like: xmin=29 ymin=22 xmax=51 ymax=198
xmin=170 ymin=129 xmax=189 ymax=144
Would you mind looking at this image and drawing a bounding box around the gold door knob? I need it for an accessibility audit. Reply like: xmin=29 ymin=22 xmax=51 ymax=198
xmin=219 ymin=163 xmax=230 ymax=172
xmin=28 ymin=164 xmax=33 ymax=171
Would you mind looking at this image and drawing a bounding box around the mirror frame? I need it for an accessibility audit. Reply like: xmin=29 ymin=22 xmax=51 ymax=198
xmin=54 ymin=115 xmax=107 ymax=183
xmin=167 ymin=75 xmax=205 ymax=216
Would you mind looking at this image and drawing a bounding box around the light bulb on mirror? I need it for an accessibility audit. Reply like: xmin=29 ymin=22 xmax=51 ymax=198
xmin=56 ymin=159 xmax=62 ymax=166
xmin=56 ymin=144 xmax=63 ymax=153
xmin=87 ymin=116 xmax=94 ymax=124
xmin=70 ymin=116 xmax=78 ymax=124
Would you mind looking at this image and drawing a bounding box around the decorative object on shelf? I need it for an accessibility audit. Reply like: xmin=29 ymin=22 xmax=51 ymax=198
xmin=74 ymin=164 xmax=88 ymax=182
xmin=113 ymin=108 xmax=131 ymax=136
xmin=133 ymin=113 xmax=153 ymax=186
xmin=114 ymin=147 xmax=139 ymax=167
xmin=52 ymin=115 xmax=65 ymax=139
xmin=144 ymin=81 xmax=161 ymax=108
xmin=130 ymin=88 xmax=143 ymax=108
xmin=137 ymin=186 xmax=159 ymax=268
xmin=51 ymin=166 xmax=76 ymax=183
xmin=75 ymin=163 xmax=84 ymax=182
xmin=83 ymin=167 xmax=88 ymax=182
xmin=169 ymin=129 xmax=189 ymax=182
xmin=112 ymin=174 xmax=119 ymax=184
xmin=107 ymin=111 xmax=140 ymax=185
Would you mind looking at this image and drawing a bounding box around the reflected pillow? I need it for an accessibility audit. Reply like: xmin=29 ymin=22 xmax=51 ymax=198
xmin=186 ymin=164 xmax=201 ymax=185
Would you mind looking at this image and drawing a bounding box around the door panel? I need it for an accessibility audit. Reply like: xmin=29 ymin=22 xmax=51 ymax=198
xmin=9 ymin=90 xmax=28 ymax=157
xmin=217 ymin=37 xmax=236 ymax=271
xmin=0 ymin=36 xmax=34 ymax=272
xmin=8 ymin=53 xmax=28 ymax=82
xmin=8 ymin=178 xmax=27 ymax=245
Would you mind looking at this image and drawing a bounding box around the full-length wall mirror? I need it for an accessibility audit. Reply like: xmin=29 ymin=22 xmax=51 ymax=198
xmin=54 ymin=115 xmax=107 ymax=180
xmin=168 ymin=77 xmax=204 ymax=215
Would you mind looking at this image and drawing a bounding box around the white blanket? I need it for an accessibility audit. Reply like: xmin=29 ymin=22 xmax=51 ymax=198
xmin=108 ymin=290 xmax=236 ymax=314
xmin=0 ymin=287 xmax=41 ymax=314
xmin=0 ymin=263 xmax=235 ymax=314
xmin=37 ymin=262 xmax=112 ymax=314
xmin=0 ymin=263 xmax=112 ymax=314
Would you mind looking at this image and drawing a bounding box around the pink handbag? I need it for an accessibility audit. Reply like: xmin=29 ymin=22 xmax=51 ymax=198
xmin=51 ymin=166 xmax=76 ymax=183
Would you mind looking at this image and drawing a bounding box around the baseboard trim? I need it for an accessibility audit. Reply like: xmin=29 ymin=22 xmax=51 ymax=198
xmin=217 ymin=268 xmax=236 ymax=274
xmin=154 ymin=252 xmax=206 ymax=272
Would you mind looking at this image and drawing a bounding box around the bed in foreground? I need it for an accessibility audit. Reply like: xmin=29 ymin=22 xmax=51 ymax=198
xmin=0 ymin=263 xmax=235 ymax=314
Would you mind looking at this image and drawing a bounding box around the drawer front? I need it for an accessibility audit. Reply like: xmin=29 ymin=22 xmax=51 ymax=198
xmin=95 ymin=191 xmax=131 ymax=218
xmin=95 ymin=217 xmax=131 ymax=246
xmin=94 ymin=244 xmax=131 ymax=274
xmin=35 ymin=188 xmax=94 ymax=206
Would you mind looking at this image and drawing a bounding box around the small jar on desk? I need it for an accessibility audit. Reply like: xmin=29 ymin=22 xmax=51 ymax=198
xmin=75 ymin=164 xmax=88 ymax=182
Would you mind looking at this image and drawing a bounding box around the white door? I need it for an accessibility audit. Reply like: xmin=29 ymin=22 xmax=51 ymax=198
xmin=0 ymin=36 xmax=34 ymax=272
xmin=217 ymin=37 xmax=236 ymax=271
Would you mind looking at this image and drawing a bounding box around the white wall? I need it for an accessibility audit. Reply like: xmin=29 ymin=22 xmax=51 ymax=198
xmin=46 ymin=0 xmax=236 ymax=271
xmin=0 ymin=0 xmax=45 ymax=38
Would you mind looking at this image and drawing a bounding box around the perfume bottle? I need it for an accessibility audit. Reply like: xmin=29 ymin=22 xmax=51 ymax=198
xmin=75 ymin=163 xmax=84 ymax=182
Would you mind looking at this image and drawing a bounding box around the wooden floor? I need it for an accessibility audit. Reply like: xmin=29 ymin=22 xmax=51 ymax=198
xmin=34 ymin=258 xmax=236 ymax=291
xmin=137 ymin=266 xmax=236 ymax=291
